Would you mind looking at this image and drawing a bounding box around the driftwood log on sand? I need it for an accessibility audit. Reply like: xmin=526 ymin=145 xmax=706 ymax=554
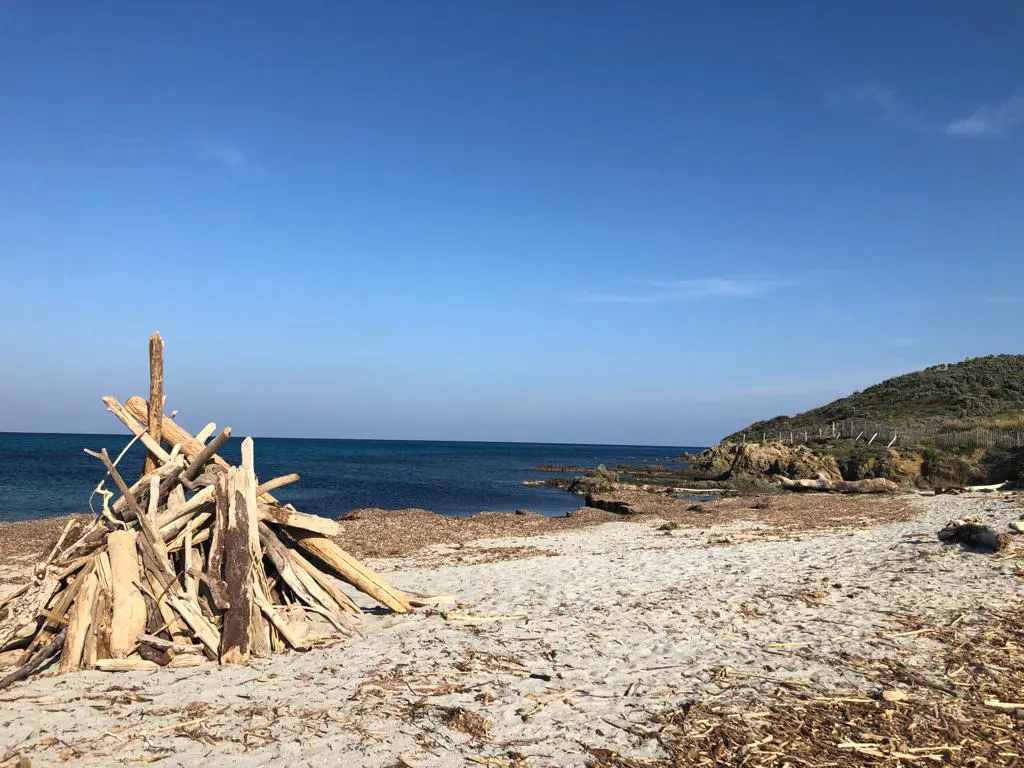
xmin=779 ymin=477 xmax=900 ymax=494
xmin=0 ymin=331 xmax=436 ymax=689
xmin=937 ymin=518 xmax=1012 ymax=553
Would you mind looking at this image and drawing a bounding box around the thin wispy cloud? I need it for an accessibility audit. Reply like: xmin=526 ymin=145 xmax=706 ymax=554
xmin=889 ymin=337 xmax=919 ymax=348
xmin=979 ymin=296 xmax=1024 ymax=304
xmin=575 ymin=275 xmax=798 ymax=304
xmin=826 ymin=86 xmax=929 ymax=133
xmin=829 ymin=86 xmax=1024 ymax=140
xmin=945 ymin=94 xmax=1024 ymax=138
xmin=200 ymin=141 xmax=248 ymax=170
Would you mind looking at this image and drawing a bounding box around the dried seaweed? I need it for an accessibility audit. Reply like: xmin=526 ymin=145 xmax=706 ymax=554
xmin=589 ymin=603 xmax=1024 ymax=767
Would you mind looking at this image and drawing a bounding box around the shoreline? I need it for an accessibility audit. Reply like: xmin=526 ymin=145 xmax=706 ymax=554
xmin=0 ymin=487 xmax=915 ymax=569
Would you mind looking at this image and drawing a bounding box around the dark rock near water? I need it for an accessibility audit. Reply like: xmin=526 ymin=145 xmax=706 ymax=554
xmin=522 ymin=477 xmax=572 ymax=490
xmin=584 ymin=494 xmax=635 ymax=515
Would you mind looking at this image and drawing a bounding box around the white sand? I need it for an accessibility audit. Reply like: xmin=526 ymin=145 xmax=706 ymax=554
xmin=0 ymin=493 xmax=1021 ymax=766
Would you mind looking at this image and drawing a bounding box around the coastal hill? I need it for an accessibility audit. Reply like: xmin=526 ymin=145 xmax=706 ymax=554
xmin=723 ymin=354 xmax=1024 ymax=443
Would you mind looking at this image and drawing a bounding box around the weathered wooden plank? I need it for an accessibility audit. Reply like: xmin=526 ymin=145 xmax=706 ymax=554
xmin=241 ymin=440 xmax=271 ymax=658
xmin=205 ymin=473 xmax=230 ymax=610
xmin=184 ymin=526 xmax=197 ymax=601
xmin=83 ymin=582 xmax=111 ymax=667
xmin=256 ymin=474 xmax=300 ymax=495
xmin=156 ymin=484 xmax=215 ymax=531
xmin=257 ymin=505 xmax=341 ymax=536
xmin=291 ymin=533 xmax=411 ymax=613
xmin=101 ymin=396 xmax=174 ymax=465
xmin=181 ymin=427 xmax=232 ymax=484
xmin=252 ymin=590 xmax=308 ymax=650
xmin=283 ymin=542 xmax=361 ymax=616
xmin=220 ymin=465 xmax=256 ymax=664
xmin=108 ymin=530 xmax=148 ymax=658
xmin=168 ymin=483 xmax=186 ymax=509
xmin=95 ymin=657 xmax=159 ymax=672
xmin=60 ymin=570 xmax=99 ymax=673
xmin=167 ymin=653 xmax=206 ymax=668
xmin=165 ymin=512 xmax=212 ymax=552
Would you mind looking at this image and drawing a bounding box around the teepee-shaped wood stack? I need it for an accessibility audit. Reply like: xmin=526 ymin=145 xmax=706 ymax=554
xmin=0 ymin=332 xmax=419 ymax=687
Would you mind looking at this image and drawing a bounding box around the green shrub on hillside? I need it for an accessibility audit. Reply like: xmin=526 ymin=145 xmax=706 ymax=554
xmin=920 ymin=448 xmax=985 ymax=489
xmin=723 ymin=355 xmax=1024 ymax=442
xmin=979 ymin=448 xmax=1024 ymax=485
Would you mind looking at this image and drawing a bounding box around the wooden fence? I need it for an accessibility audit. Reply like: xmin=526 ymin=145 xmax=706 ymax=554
xmin=737 ymin=418 xmax=1024 ymax=450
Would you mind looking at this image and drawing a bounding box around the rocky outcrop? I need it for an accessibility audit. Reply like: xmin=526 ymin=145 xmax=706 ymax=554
xmin=567 ymin=465 xmax=622 ymax=496
xmin=584 ymin=495 xmax=636 ymax=515
xmin=836 ymin=448 xmax=909 ymax=481
xmin=699 ymin=442 xmax=843 ymax=482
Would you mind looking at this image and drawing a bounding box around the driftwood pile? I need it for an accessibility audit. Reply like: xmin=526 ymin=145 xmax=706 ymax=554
xmin=0 ymin=333 xmax=418 ymax=687
xmin=779 ymin=477 xmax=900 ymax=494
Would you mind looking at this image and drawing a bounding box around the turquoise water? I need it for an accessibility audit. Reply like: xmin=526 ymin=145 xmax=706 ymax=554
xmin=0 ymin=433 xmax=698 ymax=522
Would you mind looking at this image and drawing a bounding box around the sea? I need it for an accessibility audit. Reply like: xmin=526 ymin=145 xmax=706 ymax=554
xmin=0 ymin=432 xmax=700 ymax=523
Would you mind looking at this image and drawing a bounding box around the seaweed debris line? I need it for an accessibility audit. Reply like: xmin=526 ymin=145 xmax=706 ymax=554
xmin=0 ymin=332 xmax=434 ymax=687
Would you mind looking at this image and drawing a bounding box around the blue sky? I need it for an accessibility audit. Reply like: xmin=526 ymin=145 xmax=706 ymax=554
xmin=0 ymin=2 xmax=1021 ymax=445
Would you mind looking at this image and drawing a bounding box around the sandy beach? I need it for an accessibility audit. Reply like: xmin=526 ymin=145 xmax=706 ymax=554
xmin=0 ymin=491 xmax=1022 ymax=766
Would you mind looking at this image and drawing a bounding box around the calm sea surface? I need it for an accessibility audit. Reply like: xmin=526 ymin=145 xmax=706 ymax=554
xmin=0 ymin=433 xmax=699 ymax=522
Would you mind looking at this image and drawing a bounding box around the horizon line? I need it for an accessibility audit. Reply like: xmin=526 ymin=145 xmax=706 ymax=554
xmin=0 ymin=429 xmax=706 ymax=451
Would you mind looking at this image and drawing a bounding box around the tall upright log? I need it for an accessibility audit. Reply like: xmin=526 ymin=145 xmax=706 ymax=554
xmin=144 ymin=331 xmax=164 ymax=476
xmin=241 ymin=439 xmax=271 ymax=658
xmin=220 ymin=444 xmax=268 ymax=664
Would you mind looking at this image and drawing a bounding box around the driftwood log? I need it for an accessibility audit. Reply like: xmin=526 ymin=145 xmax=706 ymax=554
xmin=143 ymin=331 xmax=164 ymax=476
xmin=0 ymin=333 xmax=437 ymax=689
xmin=937 ymin=518 xmax=1011 ymax=553
xmin=779 ymin=477 xmax=900 ymax=494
